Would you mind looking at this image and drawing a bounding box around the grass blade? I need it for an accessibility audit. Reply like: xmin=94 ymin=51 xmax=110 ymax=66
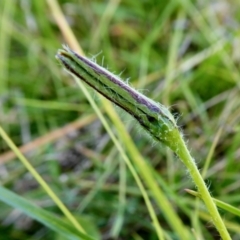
xmin=0 ymin=186 xmax=96 ymax=240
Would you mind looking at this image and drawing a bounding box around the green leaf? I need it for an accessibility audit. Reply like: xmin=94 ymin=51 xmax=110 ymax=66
xmin=0 ymin=186 xmax=96 ymax=240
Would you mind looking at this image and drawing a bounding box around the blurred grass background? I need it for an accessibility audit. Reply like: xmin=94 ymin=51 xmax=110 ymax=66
xmin=0 ymin=0 xmax=240 ymax=239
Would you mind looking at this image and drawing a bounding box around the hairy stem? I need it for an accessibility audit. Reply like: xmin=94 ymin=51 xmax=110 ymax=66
xmin=56 ymin=46 xmax=231 ymax=240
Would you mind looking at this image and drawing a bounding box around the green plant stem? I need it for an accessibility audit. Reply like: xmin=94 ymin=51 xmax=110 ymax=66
xmin=171 ymin=133 xmax=231 ymax=240
xmin=186 ymin=189 xmax=240 ymax=218
xmin=56 ymin=46 xmax=231 ymax=239
xmin=57 ymin=47 xmax=191 ymax=239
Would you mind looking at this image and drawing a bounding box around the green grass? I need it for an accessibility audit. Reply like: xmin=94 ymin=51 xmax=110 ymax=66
xmin=0 ymin=0 xmax=240 ymax=239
